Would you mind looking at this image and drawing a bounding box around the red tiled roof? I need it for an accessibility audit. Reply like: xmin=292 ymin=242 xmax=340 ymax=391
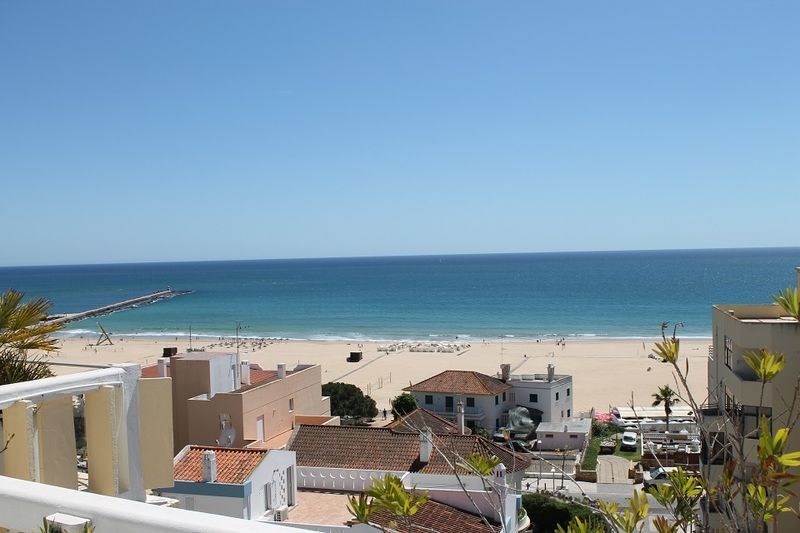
xmin=174 ymin=446 xmax=268 ymax=484
xmin=371 ymin=498 xmax=500 ymax=532
xmin=386 ymin=407 xmax=468 ymax=435
xmin=403 ymin=370 xmax=511 ymax=396
xmin=140 ymin=364 xmax=164 ymax=378
xmin=288 ymin=425 xmax=529 ymax=474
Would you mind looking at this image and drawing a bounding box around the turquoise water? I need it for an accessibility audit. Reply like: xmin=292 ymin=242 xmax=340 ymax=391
xmin=0 ymin=248 xmax=797 ymax=341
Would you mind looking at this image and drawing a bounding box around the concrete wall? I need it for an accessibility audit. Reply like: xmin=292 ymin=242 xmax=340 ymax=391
xmin=538 ymin=432 xmax=586 ymax=451
xmin=0 ymin=475 xmax=297 ymax=533
xmin=85 ymin=384 xmax=122 ymax=496
xmin=172 ymin=358 xmax=212 ymax=453
xmin=36 ymin=396 xmax=78 ymax=489
xmin=186 ymin=393 xmax=244 ymax=447
xmin=296 ymin=467 xmax=406 ymax=492
xmin=138 ymin=377 xmax=174 ymax=490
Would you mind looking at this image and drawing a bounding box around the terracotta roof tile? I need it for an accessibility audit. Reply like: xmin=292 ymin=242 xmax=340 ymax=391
xmin=288 ymin=425 xmax=529 ymax=474
xmin=371 ymin=498 xmax=500 ymax=532
xmin=174 ymin=446 xmax=268 ymax=484
xmin=387 ymin=408 xmax=467 ymax=435
xmin=403 ymin=370 xmax=511 ymax=396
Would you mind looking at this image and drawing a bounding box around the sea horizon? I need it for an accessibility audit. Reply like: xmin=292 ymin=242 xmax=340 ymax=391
xmin=2 ymin=247 xmax=798 ymax=342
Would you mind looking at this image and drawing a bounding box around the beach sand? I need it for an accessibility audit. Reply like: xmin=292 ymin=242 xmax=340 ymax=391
xmin=47 ymin=336 xmax=711 ymax=414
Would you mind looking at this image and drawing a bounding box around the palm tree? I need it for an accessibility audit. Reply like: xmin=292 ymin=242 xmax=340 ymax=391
xmin=0 ymin=289 xmax=63 ymax=385
xmin=652 ymin=385 xmax=679 ymax=435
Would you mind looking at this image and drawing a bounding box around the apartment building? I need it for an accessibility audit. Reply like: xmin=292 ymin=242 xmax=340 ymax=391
xmin=704 ymin=266 xmax=800 ymax=530
xmin=142 ymin=351 xmax=333 ymax=452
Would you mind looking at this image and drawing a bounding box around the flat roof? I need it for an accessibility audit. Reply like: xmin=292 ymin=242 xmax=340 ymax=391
xmin=536 ymin=418 xmax=591 ymax=434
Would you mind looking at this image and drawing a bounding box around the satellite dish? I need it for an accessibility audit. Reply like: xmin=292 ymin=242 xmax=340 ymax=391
xmin=216 ymin=413 xmax=235 ymax=447
xmin=217 ymin=426 xmax=236 ymax=447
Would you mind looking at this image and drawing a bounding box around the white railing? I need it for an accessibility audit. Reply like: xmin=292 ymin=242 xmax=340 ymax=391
xmin=0 ymin=475 xmax=296 ymax=533
xmin=296 ymin=467 xmax=407 ymax=492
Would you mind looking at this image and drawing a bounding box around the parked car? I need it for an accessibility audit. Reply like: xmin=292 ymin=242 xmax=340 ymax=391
xmin=505 ymin=440 xmax=534 ymax=453
xmin=620 ymin=431 xmax=638 ymax=451
xmin=643 ymin=466 xmax=679 ymax=489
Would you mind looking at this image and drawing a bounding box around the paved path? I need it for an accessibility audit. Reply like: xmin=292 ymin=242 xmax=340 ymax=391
xmin=597 ymin=455 xmax=633 ymax=484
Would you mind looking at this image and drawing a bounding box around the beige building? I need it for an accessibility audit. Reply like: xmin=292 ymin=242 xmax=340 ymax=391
xmin=143 ymin=352 xmax=332 ymax=452
xmin=704 ymin=266 xmax=800 ymax=530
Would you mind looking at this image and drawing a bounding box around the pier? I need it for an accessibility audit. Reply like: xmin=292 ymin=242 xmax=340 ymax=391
xmin=44 ymin=288 xmax=191 ymax=326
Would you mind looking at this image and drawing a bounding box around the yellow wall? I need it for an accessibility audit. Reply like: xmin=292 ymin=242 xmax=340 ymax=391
xmin=2 ymin=400 xmax=37 ymax=481
xmin=138 ymin=377 xmax=175 ymax=489
xmin=36 ymin=396 xmax=78 ymax=489
xmin=85 ymin=385 xmax=121 ymax=496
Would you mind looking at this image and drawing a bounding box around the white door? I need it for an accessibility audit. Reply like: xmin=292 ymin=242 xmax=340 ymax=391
xmin=256 ymin=415 xmax=265 ymax=442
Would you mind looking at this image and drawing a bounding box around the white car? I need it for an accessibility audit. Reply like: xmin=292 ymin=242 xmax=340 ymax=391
xmin=643 ymin=466 xmax=679 ymax=489
xmin=620 ymin=431 xmax=638 ymax=451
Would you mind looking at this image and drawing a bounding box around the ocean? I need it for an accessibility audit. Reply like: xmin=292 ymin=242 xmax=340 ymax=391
xmin=1 ymin=248 xmax=798 ymax=341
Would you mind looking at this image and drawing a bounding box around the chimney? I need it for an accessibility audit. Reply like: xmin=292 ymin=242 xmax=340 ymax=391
xmin=240 ymin=360 xmax=251 ymax=385
xmin=202 ymin=450 xmax=217 ymax=482
xmin=456 ymin=401 xmax=465 ymax=435
xmin=277 ymin=363 xmax=286 ymax=379
xmin=157 ymin=358 xmax=168 ymax=378
xmin=500 ymin=363 xmax=511 ymax=382
xmin=547 ymin=363 xmax=555 ymax=382
xmin=419 ymin=427 xmax=433 ymax=463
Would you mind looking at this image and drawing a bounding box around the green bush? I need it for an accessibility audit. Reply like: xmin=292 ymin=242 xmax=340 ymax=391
xmin=522 ymin=493 xmax=606 ymax=533
xmin=322 ymin=382 xmax=378 ymax=418
xmin=581 ymin=436 xmax=601 ymax=470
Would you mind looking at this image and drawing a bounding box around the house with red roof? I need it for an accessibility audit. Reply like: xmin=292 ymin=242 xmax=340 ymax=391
xmin=403 ymin=364 xmax=573 ymax=432
xmin=154 ymin=445 xmax=296 ymax=522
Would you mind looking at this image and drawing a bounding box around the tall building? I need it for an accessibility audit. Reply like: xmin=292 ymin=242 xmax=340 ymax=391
xmin=704 ymin=267 xmax=800 ymax=530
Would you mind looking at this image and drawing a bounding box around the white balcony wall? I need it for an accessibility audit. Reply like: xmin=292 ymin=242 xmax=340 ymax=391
xmin=0 ymin=475 xmax=298 ymax=533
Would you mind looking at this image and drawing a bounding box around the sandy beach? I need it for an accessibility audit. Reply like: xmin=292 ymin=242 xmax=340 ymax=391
xmin=46 ymin=336 xmax=711 ymax=415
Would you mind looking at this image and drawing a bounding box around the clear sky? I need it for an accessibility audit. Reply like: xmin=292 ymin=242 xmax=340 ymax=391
xmin=1 ymin=1 xmax=798 ymax=266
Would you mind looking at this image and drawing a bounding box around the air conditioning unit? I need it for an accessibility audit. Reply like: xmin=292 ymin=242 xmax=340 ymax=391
xmin=274 ymin=506 xmax=289 ymax=522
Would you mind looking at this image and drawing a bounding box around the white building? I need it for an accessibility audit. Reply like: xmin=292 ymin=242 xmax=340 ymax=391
xmin=155 ymin=446 xmax=297 ymax=522
xmin=535 ymin=418 xmax=592 ymax=451
xmin=403 ymin=364 xmax=573 ymax=431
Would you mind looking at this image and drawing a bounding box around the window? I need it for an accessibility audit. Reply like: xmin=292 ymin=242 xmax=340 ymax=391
xmin=495 ymin=395 xmax=499 ymax=405
xmin=425 ymin=395 xmax=433 ymax=405
xmin=445 ymin=396 xmax=454 ymax=412
xmin=561 ymin=410 xmax=564 ymax=418
xmin=567 ymin=409 xmax=571 ymax=417
xmin=567 ymin=388 xmax=570 ymax=397
xmin=555 ymin=392 xmax=560 ymax=401
xmin=529 ymin=393 xmax=538 ymax=403
xmin=724 ymin=336 xmax=733 ymax=368
xmin=545 ymin=434 xmax=554 ymax=438
xmin=466 ymin=397 xmax=475 ymax=408
xmin=569 ymin=434 xmax=578 ymax=439
xmin=495 ymin=418 xmax=500 ymax=429
xmin=502 ymin=392 xmax=506 ymax=401
xmin=289 ymin=398 xmax=294 ymax=412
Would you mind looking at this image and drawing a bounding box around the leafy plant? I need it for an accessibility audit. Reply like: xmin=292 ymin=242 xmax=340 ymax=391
xmin=0 ymin=289 xmax=63 ymax=385
xmin=772 ymin=286 xmax=800 ymax=320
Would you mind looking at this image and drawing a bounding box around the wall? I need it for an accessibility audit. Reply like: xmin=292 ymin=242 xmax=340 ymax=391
xmin=138 ymin=377 xmax=174 ymax=490
xmin=538 ymin=432 xmax=586 ymax=451
xmin=165 ymin=492 xmax=247 ymax=518
xmin=511 ymin=376 xmax=573 ymax=423
xmin=0 ymin=475 xmax=296 ymax=533
xmin=248 ymin=450 xmax=296 ymax=519
xmin=239 ymin=365 xmax=329 ymax=444
xmin=171 ymin=358 xmax=212 ymax=452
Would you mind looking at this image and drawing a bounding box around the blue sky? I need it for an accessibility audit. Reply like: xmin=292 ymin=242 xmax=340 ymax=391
xmin=1 ymin=1 xmax=798 ymax=266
